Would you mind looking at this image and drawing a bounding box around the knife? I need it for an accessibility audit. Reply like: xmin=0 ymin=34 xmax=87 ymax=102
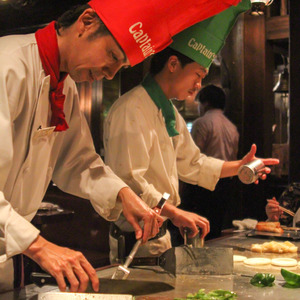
xmin=30 ymin=272 xmax=174 ymax=296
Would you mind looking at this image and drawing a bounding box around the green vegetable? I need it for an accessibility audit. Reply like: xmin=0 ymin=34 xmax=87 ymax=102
xmin=250 ymin=273 xmax=275 ymax=287
xmin=174 ymin=288 xmax=237 ymax=299
xmin=281 ymin=268 xmax=300 ymax=288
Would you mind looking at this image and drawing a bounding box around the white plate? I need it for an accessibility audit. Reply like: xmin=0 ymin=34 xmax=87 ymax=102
xmin=243 ymin=257 xmax=271 ymax=266
xmin=234 ymin=255 xmax=247 ymax=262
xmin=38 ymin=293 xmax=134 ymax=300
xmin=271 ymin=258 xmax=298 ymax=267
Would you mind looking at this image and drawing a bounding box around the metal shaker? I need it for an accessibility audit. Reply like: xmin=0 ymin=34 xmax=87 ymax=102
xmin=238 ymin=159 xmax=265 ymax=184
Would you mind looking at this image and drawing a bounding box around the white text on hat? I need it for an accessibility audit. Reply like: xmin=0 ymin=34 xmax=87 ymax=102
xmin=188 ymin=38 xmax=217 ymax=61
xmin=129 ymin=22 xmax=155 ymax=58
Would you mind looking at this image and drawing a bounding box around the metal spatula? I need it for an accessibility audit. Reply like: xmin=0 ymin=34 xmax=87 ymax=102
xmin=111 ymin=192 xmax=170 ymax=280
xmin=111 ymin=238 xmax=142 ymax=279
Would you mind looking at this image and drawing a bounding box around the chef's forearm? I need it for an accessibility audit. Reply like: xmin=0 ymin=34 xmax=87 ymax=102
xmin=0 ymin=196 xmax=40 ymax=260
xmin=23 ymin=235 xmax=44 ymax=260
xmin=159 ymin=202 xmax=178 ymax=220
xmin=220 ymin=160 xmax=241 ymax=178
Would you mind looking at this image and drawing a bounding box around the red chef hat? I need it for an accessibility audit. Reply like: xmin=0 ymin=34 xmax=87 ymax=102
xmin=88 ymin=0 xmax=241 ymax=66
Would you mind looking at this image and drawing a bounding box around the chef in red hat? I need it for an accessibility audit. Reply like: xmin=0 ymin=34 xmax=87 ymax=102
xmin=0 ymin=0 xmax=241 ymax=294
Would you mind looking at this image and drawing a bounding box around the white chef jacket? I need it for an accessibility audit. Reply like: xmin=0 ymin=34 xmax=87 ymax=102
xmin=192 ymin=109 xmax=239 ymax=161
xmin=104 ymin=83 xmax=224 ymax=259
xmin=0 ymin=33 xmax=127 ymax=277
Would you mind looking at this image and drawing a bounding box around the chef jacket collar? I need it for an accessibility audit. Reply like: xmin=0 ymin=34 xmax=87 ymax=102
xmin=142 ymin=74 xmax=179 ymax=137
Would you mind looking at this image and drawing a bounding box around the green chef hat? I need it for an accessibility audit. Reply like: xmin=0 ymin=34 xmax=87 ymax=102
xmin=170 ymin=0 xmax=251 ymax=69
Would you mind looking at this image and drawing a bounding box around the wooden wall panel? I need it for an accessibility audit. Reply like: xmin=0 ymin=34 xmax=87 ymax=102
xmin=220 ymin=15 xmax=245 ymax=156
xmin=289 ymin=0 xmax=300 ymax=182
xmin=266 ymin=15 xmax=289 ymax=40
xmin=243 ymin=14 xmax=274 ymax=158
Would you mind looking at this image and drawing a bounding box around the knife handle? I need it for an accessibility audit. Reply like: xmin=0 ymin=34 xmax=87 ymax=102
xmin=153 ymin=193 xmax=169 ymax=214
xmin=31 ymin=272 xmax=59 ymax=287
xmin=131 ymin=256 xmax=160 ymax=266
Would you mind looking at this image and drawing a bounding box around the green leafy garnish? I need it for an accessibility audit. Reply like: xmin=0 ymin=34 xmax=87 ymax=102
xmin=250 ymin=273 xmax=275 ymax=287
xmin=281 ymin=268 xmax=300 ymax=288
xmin=174 ymin=288 xmax=237 ymax=299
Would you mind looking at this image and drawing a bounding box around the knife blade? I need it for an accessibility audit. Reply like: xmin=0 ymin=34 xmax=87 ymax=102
xmin=131 ymin=246 xmax=233 ymax=276
xmin=30 ymin=272 xmax=174 ymax=296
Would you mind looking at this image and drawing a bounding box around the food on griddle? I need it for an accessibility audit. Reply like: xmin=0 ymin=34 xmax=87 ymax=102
xmin=233 ymin=255 xmax=247 ymax=263
xmin=251 ymin=241 xmax=298 ymax=253
xmin=271 ymin=258 xmax=298 ymax=267
xmin=250 ymin=273 xmax=275 ymax=287
xmin=255 ymin=221 xmax=284 ymax=233
xmin=281 ymin=269 xmax=300 ymax=288
xmin=174 ymin=289 xmax=237 ymax=299
xmin=243 ymin=257 xmax=271 ymax=266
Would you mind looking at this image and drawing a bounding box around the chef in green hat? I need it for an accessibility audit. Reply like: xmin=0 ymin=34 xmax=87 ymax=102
xmin=104 ymin=0 xmax=279 ymax=262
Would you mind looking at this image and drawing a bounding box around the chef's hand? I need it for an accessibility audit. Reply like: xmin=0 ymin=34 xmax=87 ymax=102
xmin=240 ymin=144 xmax=280 ymax=184
xmin=117 ymin=187 xmax=164 ymax=243
xmin=173 ymin=210 xmax=209 ymax=239
xmin=221 ymin=144 xmax=280 ymax=183
xmin=160 ymin=202 xmax=210 ymax=239
xmin=23 ymin=235 xmax=99 ymax=293
xmin=266 ymin=197 xmax=283 ymax=221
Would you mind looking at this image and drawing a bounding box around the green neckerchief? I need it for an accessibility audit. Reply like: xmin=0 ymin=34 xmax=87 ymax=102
xmin=142 ymin=74 xmax=179 ymax=137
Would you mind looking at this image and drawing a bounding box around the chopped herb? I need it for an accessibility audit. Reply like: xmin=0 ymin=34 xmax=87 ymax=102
xmin=174 ymin=288 xmax=237 ymax=299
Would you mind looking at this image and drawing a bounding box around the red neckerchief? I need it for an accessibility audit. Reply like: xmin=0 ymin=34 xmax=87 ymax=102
xmin=35 ymin=21 xmax=69 ymax=131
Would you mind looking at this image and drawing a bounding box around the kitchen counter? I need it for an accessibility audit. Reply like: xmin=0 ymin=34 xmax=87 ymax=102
xmin=1 ymin=230 xmax=300 ymax=300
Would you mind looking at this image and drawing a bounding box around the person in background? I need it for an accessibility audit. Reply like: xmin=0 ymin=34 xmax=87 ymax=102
xmin=104 ymin=0 xmax=279 ymax=263
xmin=192 ymin=84 xmax=239 ymax=161
xmin=266 ymin=182 xmax=300 ymax=227
xmin=0 ymin=0 xmax=241 ymax=293
xmin=180 ymin=85 xmax=239 ymax=239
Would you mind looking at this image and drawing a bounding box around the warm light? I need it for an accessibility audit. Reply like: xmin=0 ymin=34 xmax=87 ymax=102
xmin=250 ymin=0 xmax=274 ymax=16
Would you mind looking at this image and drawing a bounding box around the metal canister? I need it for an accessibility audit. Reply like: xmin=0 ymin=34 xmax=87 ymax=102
xmin=238 ymin=159 xmax=265 ymax=184
xmin=184 ymin=227 xmax=204 ymax=248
